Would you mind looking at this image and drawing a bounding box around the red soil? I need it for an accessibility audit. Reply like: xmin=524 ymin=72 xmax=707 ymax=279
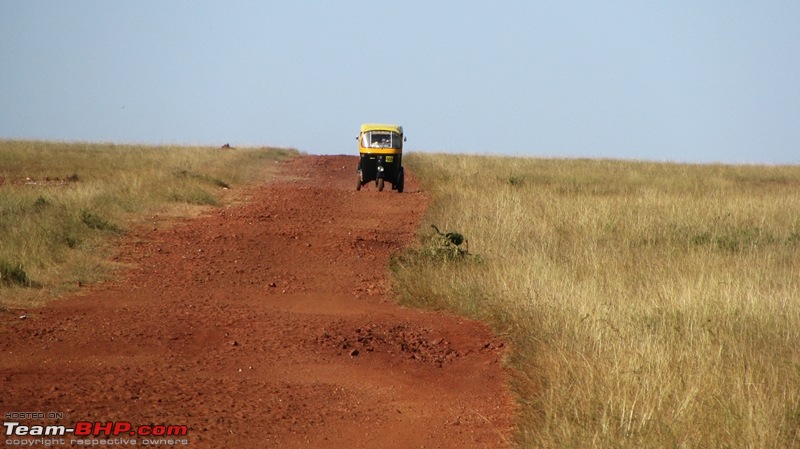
xmin=0 ymin=155 xmax=514 ymax=448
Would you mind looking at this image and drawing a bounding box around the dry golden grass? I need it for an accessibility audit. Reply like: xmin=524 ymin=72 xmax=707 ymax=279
xmin=0 ymin=140 xmax=296 ymax=306
xmin=393 ymin=153 xmax=800 ymax=448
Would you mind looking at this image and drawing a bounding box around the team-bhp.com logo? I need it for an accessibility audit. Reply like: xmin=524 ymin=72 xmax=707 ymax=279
xmin=4 ymin=420 xmax=189 ymax=446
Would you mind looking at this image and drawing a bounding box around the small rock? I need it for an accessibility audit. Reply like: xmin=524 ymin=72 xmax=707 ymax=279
xmin=350 ymin=349 xmax=360 ymax=357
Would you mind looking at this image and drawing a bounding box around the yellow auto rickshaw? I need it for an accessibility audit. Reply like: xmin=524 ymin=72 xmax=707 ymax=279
xmin=356 ymin=123 xmax=405 ymax=192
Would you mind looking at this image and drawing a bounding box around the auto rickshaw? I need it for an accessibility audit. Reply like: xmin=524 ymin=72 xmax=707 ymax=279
xmin=356 ymin=123 xmax=405 ymax=192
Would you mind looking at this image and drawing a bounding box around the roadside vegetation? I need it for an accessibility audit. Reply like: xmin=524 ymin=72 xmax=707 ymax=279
xmin=395 ymin=153 xmax=800 ymax=448
xmin=0 ymin=140 xmax=295 ymax=307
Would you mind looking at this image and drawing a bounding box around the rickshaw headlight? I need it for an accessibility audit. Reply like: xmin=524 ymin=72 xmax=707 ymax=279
xmin=377 ymin=166 xmax=385 ymax=172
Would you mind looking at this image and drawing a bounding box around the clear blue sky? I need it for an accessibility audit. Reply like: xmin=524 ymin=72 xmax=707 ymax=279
xmin=1 ymin=1 xmax=798 ymax=164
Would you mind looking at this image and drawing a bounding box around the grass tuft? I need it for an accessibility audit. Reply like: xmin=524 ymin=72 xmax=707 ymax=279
xmin=174 ymin=169 xmax=231 ymax=189
xmin=80 ymin=210 xmax=121 ymax=233
xmin=33 ymin=196 xmax=50 ymax=209
xmin=507 ymin=175 xmax=525 ymax=186
xmin=0 ymin=260 xmax=33 ymax=287
xmin=167 ymin=189 xmax=218 ymax=206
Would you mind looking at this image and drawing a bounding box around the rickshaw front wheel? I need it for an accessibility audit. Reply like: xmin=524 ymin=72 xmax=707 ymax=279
xmin=377 ymin=178 xmax=385 ymax=192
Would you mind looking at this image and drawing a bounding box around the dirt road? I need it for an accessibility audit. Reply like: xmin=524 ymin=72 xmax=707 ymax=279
xmin=0 ymin=155 xmax=513 ymax=448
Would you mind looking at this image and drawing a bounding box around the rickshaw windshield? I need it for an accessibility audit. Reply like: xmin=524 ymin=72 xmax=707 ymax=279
xmin=362 ymin=131 xmax=402 ymax=149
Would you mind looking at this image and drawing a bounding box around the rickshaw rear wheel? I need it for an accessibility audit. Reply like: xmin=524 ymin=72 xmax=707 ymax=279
xmin=396 ymin=167 xmax=405 ymax=193
xmin=356 ymin=175 xmax=362 ymax=191
xmin=377 ymin=178 xmax=385 ymax=192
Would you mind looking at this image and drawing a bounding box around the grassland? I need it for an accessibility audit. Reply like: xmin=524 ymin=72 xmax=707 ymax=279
xmin=0 ymin=140 xmax=296 ymax=306
xmin=394 ymin=154 xmax=800 ymax=448
xmin=4 ymin=141 xmax=798 ymax=446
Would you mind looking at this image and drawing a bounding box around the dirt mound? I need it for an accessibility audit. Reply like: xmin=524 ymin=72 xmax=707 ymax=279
xmin=0 ymin=155 xmax=514 ymax=448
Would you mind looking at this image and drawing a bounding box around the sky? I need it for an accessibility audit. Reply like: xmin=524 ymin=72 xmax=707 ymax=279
xmin=1 ymin=1 xmax=799 ymax=164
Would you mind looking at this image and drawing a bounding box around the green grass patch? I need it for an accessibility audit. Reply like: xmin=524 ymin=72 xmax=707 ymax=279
xmin=0 ymin=260 xmax=34 ymax=287
xmin=80 ymin=210 xmax=121 ymax=233
xmin=174 ymin=169 xmax=231 ymax=189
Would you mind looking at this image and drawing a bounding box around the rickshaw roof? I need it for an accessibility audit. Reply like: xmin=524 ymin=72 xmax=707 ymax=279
xmin=360 ymin=124 xmax=403 ymax=134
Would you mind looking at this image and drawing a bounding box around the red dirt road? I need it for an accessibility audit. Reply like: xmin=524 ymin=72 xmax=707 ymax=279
xmin=0 ymin=155 xmax=514 ymax=448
